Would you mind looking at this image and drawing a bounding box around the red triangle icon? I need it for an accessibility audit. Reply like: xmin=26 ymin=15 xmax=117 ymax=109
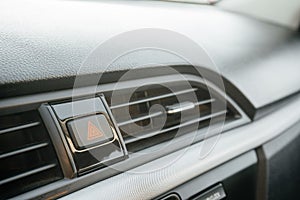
xmin=87 ymin=121 xmax=104 ymax=141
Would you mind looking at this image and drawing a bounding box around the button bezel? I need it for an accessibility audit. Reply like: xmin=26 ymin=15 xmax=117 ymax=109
xmin=50 ymin=95 xmax=128 ymax=174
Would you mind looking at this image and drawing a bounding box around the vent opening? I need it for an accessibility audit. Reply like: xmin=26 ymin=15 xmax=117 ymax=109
xmin=0 ymin=110 xmax=63 ymax=199
xmin=105 ymin=81 xmax=240 ymax=152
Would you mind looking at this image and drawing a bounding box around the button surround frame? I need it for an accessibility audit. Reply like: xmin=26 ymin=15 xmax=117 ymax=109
xmin=50 ymin=94 xmax=128 ymax=174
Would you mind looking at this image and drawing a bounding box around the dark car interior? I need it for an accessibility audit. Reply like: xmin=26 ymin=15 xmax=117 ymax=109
xmin=0 ymin=0 xmax=299 ymax=199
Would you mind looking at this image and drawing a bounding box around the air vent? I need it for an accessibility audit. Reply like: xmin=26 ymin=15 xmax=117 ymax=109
xmin=105 ymin=80 xmax=240 ymax=152
xmin=0 ymin=110 xmax=63 ymax=199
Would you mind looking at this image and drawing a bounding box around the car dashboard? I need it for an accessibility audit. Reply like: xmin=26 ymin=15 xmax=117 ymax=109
xmin=0 ymin=0 xmax=300 ymax=200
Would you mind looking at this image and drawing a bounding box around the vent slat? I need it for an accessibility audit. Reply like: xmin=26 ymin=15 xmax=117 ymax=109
xmin=194 ymin=98 xmax=216 ymax=106
xmin=0 ymin=164 xmax=56 ymax=186
xmin=125 ymin=110 xmax=227 ymax=144
xmin=0 ymin=110 xmax=63 ymax=199
xmin=0 ymin=121 xmax=40 ymax=135
xmin=0 ymin=142 xmax=48 ymax=159
xmin=110 ymin=88 xmax=198 ymax=109
xmin=117 ymin=111 xmax=163 ymax=126
xmin=117 ymin=98 xmax=215 ymax=127
xmin=166 ymin=98 xmax=215 ymax=114
xmin=105 ymin=80 xmax=238 ymax=152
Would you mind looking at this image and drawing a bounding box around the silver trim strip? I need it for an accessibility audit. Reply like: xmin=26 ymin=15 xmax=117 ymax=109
xmin=125 ymin=110 xmax=227 ymax=144
xmin=117 ymin=111 xmax=163 ymax=127
xmin=0 ymin=164 xmax=56 ymax=185
xmin=110 ymin=88 xmax=198 ymax=109
xmin=0 ymin=142 xmax=48 ymax=159
xmin=166 ymin=99 xmax=215 ymax=114
xmin=0 ymin=122 xmax=40 ymax=135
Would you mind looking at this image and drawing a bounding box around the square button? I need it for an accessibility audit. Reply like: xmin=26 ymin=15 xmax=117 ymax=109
xmin=67 ymin=114 xmax=114 ymax=150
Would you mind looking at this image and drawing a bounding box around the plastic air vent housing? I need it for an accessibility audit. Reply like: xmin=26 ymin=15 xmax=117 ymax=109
xmin=104 ymin=79 xmax=242 ymax=152
xmin=0 ymin=110 xmax=63 ymax=199
xmin=0 ymin=73 xmax=248 ymax=199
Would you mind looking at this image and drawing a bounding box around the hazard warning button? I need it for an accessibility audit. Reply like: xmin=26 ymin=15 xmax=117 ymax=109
xmin=67 ymin=114 xmax=114 ymax=150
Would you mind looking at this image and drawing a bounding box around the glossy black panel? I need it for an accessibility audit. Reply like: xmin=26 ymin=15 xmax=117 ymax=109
xmin=51 ymin=97 xmax=128 ymax=174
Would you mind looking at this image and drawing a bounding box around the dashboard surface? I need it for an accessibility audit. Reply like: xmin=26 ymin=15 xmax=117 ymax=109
xmin=1 ymin=0 xmax=300 ymax=111
xmin=0 ymin=1 xmax=300 ymax=199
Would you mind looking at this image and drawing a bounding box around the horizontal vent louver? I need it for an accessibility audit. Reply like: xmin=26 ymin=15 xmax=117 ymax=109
xmin=105 ymin=81 xmax=239 ymax=152
xmin=0 ymin=110 xmax=63 ymax=199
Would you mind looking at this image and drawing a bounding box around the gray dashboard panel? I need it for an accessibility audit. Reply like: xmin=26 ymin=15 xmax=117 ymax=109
xmin=0 ymin=0 xmax=299 ymax=110
xmin=11 ymin=92 xmax=300 ymax=199
xmin=1 ymin=1 xmax=300 ymax=199
xmin=56 ymin=94 xmax=300 ymax=200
